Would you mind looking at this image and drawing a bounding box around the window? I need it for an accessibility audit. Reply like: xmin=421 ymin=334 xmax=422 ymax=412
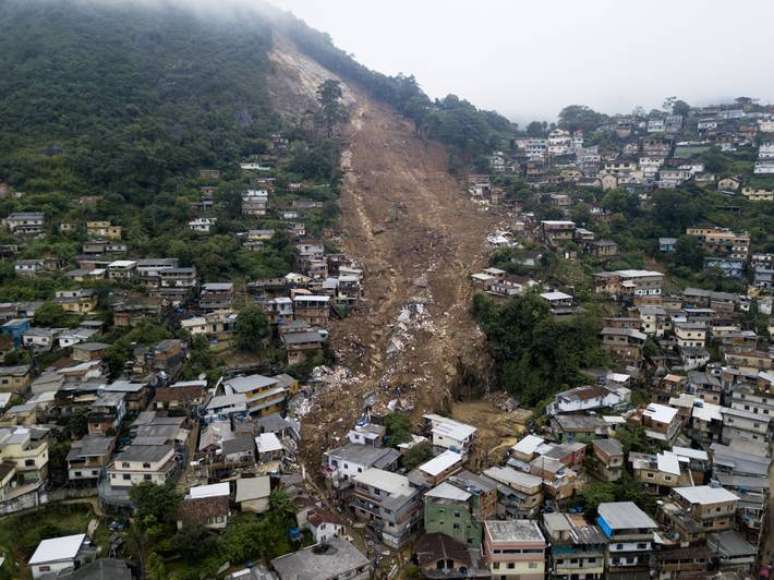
xmin=123 ymin=474 xmax=131 ymax=480
xmin=144 ymin=474 xmax=152 ymax=481
xmin=74 ymin=471 xmax=82 ymax=477
xmin=122 ymin=462 xmax=130 ymax=468
xmin=528 ymin=562 xmax=537 ymax=569
xmin=25 ymin=459 xmax=35 ymax=467
xmin=453 ymin=523 xmax=460 ymax=530
xmin=507 ymin=563 xmax=515 ymax=569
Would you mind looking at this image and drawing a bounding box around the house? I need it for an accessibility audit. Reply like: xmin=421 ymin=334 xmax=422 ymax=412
xmin=422 ymin=414 xmax=477 ymax=457
xmin=718 ymin=176 xmax=742 ymax=191
xmin=347 ymin=423 xmax=384 ymax=447
xmin=56 ymin=558 xmax=133 ymax=580
xmin=707 ymin=531 xmax=758 ymax=575
xmin=546 ymin=385 xmax=630 ymax=416
xmin=86 ymin=221 xmax=122 ymax=240
xmin=659 ymin=237 xmax=677 ymax=253
xmin=593 ymin=269 xmax=663 ymax=299
xmin=483 ymin=520 xmax=546 ymax=579
xmin=741 ymin=187 xmax=774 ymax=201
xmin=640 ymin=403 xmax=681 ymax=443
xmin=107 ymin=444 xmax=176 ymax=488
xmin=629 ymin=451 xmax=690 ymax=492
xmin=22 ymin=328 xmax=62 ymax=351
xmin=659 ymin=486 xmax=739 ymax=543
xmin=721 ymin=406 xmax=770 ymax=447
xmin=188 ymin=217 xmax=217 ymax=233
xmin=0 ymin=426 xmax=50 ymax=483
xmin=256 ymin=432 xmax=285 ymax=464
xmin=177 ymin=494 xmax=231 ymax=530
xmin=3 ymin=212 xmax=44 ymax=236
xmin=0 ymin=364 xmax=32 ymax=394
xmin=704 ymin=256 xmax=745 ymax=279
xmin=592 ymin=438 xmax=624 ymax=481
xmin=223 ymin=374 xmax=287 ymax=416
xmin=281 ymin=330 xmax=325 ymax=366
xmin=600 ymin=327 xmax=646 ymax=362
xmin=153 ymin=385 xmax=207 ymax=414
xmin=55 ymin=289 xmax=98 ymax=314
xmin=423 ymin=473 xmax=495 ymax=549
xmin=550 ymin=414 xmax=607 ymax=443
xmin=674 ymin=321 xmax=707 ymax=349
xmin=292 ymin=295 xmax=330 ymax=327
xmin=596 ymin=502 xmax=658 ymax=579
xmin=351 ymin=468 xmax=421 ymax=548
xmin=322 ymin=444 xmax=400 ymax=492
xmin=686 ymin=226 xmax=750 ymax=260
xmin=590 ymin=239 xmax=618 ymax=258
xmin=306 ymin=508 xmax=344 ymax=544
xmin=413 ymin=449 xmax=463 ymax=487
xmin=15 ymin=259 xmax=45 ymax=277
xmin=235 ymin=476 xmax=271 ymax=513
xmin=270 ymin=537 xmax=370 ymax=580
xmin=542 ymin=513 xmax=607 ymax=580
xmin=413 ymin=533 xmax=475 ymax=579
xmin=199 ymin=282 xmax=233 ymax=311
xmin=28 ymin=534 xmax=95 ymax=579
xmin=540 ymin=220 xmax=576 ymax=245
xmin=481 ymin=466 xmax=544 ymax=518
xmin=66 ymin=435 xmax=114 ymax=483
xmin=71 ymin=342 xmax=110 ymax=363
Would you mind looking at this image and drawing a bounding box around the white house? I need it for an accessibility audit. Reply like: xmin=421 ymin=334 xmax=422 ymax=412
xmin=423 ymin=414 xmax=477 ymax=456
xmin=28 ymin=534 xmax=93 ymax=578
xmin=547 ymin=385 xmax=631 ymax=416
xmin=107 ymin=444 xmax=176 ymax=488
xmin=189 ymin=217 xmax=217 ymax=233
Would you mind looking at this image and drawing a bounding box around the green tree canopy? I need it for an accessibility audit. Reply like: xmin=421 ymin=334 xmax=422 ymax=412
xmin=234 ymin=305 xmax=270 ymax=353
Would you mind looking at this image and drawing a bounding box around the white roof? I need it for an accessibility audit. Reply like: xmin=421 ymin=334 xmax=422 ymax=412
xmin=256 ymin=432 xmax=283 ymax=453
xmin=691 ymin=402 xmax=724 ymax=423
xmin=656 ymin=451 xmax=681 ymax=476
xmin=511 ymin=434 xmax=545 ymax=456
xmin=189 ymin=482 xmax=230 ymax=499
xmin=108 ymin=260 xmax=136 ymax=268
xmin=419 ymin=450 xmax=462 ymax=477
xmin=28 ymin=534 xmax=86 ymax=565
xmin=674 ymin=485 xmax=739 ymax=505
xmin=424 ymin=414 xmax=477 ymax=441
xmin=541 ymin=291 xmax=572 ymax=301
xmin=603 ymin=415 xmax=626 ymax=424
xmin=616 ymin=269 xmax=663 ymax=278
xmin=672 ymin=446 xmax=709 ymax=461
xmin=354 ymin=468 xmax=413 ymax=496
xmin=425 ymin=481 xmax=471 ymax=502
xmin=644 ymin=403 xmax=678 ymax=424
xmin=0 ymin=392 xmax=11 ymax=409
xmin=235 ymin=476 xmax=271 ymax=502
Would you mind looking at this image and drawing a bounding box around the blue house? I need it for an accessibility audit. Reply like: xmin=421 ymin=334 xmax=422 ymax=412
xmin=659 ymin=237 xmax=677 ymax=253
xmin=704 ymin=257 xmax=744 ymax=279
xmin=1 ymin=318 xmax=31 ymax=348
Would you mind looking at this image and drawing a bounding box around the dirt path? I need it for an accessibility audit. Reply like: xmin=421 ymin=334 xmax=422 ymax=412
xmin=268 ymin=38 xmax=500 ymax=469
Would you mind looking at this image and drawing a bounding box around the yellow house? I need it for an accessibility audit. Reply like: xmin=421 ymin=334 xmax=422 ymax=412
xmin=55 ymin=289 xmax=98 ymax=314
xmin=0 ymin=426 xmax=50 ymax=483
xmin=86 ymin=221 xmax=122 ymax=240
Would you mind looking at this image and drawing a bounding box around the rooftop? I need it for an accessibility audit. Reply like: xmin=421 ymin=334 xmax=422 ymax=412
xmin=674 ymin=485 xmax=739 ymax=505
xmin=418 ymin=450 xmax=463 ymax=477
xmin=354 ymin=468 xmax=412 ymax=497
xmin=598 ymin=502 xmax=657 ymax=530
xmin=28 ymin=533 xmax=86 ymax=565
xmin=485 ymin=520 xmax=545 ymax=544
xmin=271 ymin=537 xmax=369 ymax=580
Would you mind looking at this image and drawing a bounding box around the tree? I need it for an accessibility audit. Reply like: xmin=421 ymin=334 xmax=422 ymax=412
xmin=384 ymin=412 xmax=412 ymax=446
xmin=674 ymin=236 xmax=704 ymax=271
xmin=32 ymin=302 xmax=70 ymax=327
xmin=403 ymin=441 xmax=434 ymax=470
xmin=129 ymin=482 xmax=182 ymax=526
xmin=234 ymin=305 xmax=269 ymax=353
xmin=558 ymin=105 xmax=607 ymax=133
xmin=526 ymin=121 xmax=545 ymax=137
xmin=315 ymin=79 xmax=348 ymax=137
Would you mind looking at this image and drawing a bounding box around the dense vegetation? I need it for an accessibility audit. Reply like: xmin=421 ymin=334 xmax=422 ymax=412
xmin=0 ymin=0 xmax=277 ymax=196
xmin=472 ymin=292 xmax=609 ymax=408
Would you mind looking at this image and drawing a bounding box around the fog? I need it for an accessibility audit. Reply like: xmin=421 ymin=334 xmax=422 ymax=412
xmin=57 ymin=0 xmax=774 ymax=123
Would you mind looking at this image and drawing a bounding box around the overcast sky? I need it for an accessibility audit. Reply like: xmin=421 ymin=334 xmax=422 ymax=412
xmin=265 ymin=0 xmax=774 ymax=123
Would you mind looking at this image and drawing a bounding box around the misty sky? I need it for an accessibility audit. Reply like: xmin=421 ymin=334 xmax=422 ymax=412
xmin=267 ymin=0 xmax=774 ymax=123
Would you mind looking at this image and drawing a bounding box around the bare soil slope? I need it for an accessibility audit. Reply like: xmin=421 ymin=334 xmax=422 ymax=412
xmin=268 ymin=39 xmax=500 ymax=464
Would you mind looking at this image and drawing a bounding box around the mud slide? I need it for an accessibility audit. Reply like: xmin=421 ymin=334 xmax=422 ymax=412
xmin=268 ymin=39 xmax=500 ymax=464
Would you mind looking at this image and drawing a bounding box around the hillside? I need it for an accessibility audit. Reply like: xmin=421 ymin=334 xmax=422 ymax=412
xmin=0 ymin=0 xmax=278 ymax=198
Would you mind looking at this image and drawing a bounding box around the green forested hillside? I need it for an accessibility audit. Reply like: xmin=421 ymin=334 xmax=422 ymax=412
xmin=0 ymin=0 xmax=277 ymax=197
